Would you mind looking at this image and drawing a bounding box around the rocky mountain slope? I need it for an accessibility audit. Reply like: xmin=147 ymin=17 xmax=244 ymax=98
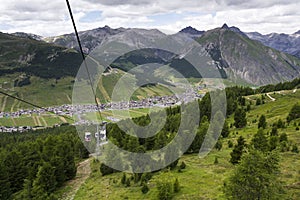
xmin=96 ymin=25 xmax=300 ymax=85
xmin=44 ymin=26 xmax=127 ymax=54
xmin=2 ymin=24 xmax=300 ymax=86
xmin=246 ymin=30 xmax=300 ymax=59
xmin=196 ymin=25 xmax=300 ymax=85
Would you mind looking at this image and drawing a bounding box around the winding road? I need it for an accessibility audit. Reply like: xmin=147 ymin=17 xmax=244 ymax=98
xmin=267 ymin=93 xmax=276 ymax=101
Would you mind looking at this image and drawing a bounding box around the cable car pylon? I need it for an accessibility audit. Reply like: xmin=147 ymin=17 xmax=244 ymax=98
xmin=95 ymin=121 xmax=108 ymax=156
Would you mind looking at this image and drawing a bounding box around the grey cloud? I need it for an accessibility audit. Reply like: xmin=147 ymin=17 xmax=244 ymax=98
xmin=220 ymin=0 xmax=298 ymax=8
xmin=83 ymin=0 xmax=153 ymax=6
xmin=10 ymin=1 xmax=64 ymax=13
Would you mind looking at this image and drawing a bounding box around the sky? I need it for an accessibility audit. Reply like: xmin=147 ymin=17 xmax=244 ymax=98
xmin=0 ymin=0 xmax=300 ymax=37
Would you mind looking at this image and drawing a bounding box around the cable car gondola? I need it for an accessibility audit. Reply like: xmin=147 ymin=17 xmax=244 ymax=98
xmin=85 ymin=132 xmax=91 ymax=142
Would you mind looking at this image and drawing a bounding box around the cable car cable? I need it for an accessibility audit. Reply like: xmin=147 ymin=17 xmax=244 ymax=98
xmin=65 ymin=0 xmax=103 ymax=123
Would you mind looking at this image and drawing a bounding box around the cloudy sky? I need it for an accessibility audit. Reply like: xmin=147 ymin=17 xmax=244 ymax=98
xmin=0 ymin=0 xmax=300 ymax=37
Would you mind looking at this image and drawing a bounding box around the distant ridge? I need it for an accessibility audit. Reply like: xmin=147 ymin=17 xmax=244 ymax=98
xmin=12 ymin=32 xmax=43 ymax=41
xmin=179 ymin=26 xmax=205 ymax=35
xmin=294 ymin=30 xmax=300 ymax=34
xmin=247 ymin=30 xmax=300 ymax=59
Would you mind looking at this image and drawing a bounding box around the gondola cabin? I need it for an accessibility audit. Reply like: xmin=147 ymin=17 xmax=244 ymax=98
xmin=100 ymin=129 xmax=106 ymax=141
xmin=85 ymin=132 xmax=91 ymax=142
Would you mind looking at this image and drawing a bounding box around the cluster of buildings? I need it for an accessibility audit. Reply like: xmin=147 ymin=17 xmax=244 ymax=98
xmin=0 ymin=126 xmax=32 ymax=133
xmin=0 ymin=85 xmax=206 ymax=133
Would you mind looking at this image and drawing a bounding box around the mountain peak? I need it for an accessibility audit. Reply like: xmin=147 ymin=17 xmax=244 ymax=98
xmin=103 ymin=25 xmax=111 ymax=29
xmin=179 ymin=26 xmax=204 ymax=35
xmin=294 ymin=30 xmax=300 ymax=34
xmin=221 ymin=23 xmax=229 ymax=29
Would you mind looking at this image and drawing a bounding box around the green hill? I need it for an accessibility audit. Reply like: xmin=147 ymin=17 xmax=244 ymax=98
xmin=0 ymin=32 xmax=82 ymax=78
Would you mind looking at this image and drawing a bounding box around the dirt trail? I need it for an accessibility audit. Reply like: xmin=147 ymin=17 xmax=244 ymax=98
xmin=59 ymin=158 xmax=91 ymax=200
xmin=267 ymin=93 xmax=276 ymax=101
xmin=293 ymin=89 xmax=297 ymax=93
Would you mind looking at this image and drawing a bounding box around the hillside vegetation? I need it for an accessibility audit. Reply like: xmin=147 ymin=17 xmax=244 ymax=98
xmin=73 ymin=89 xmax=300 ymax=200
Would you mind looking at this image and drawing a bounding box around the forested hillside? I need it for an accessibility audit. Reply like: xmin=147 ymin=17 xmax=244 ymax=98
xmin=0 ymin=126 xmax=89 ymax=200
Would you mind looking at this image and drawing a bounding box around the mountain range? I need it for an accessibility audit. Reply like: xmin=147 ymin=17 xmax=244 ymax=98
xmin=1 ymin=24 xmax=300 ymax=86
xmin=246 ymin=31 xmax=300 ymax=59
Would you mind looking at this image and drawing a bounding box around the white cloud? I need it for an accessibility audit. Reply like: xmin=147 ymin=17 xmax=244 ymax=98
xmin=0 ymin=0 xmax=299 ymax=36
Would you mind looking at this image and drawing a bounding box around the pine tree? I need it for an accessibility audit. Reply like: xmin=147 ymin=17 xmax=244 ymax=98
xmin=0 ymin=156 xmax=11 ymax=199
xmin=125 ymin=178 xmax=131 ymax=187
xmin=277 ymin=119 xmax=285 ymax=128
xmin=287 ymin=103 xmax=300 ymax=122
xmin=251 ymin=129 xmax=269 ymax=152
xmin=224 ymin=150 xmax=285 ymax=200
xmin=179 ymin=161 xmax=186 ymax=170
xmin=230 ymin=136 xmax=246 ymax=164
xmin=258 ymin=115 xmax=267 ymax=129
xmin=174 ymin=178 xmax=180 ymax=193
xmin=221 ymin=121 xmax=230 ymax=138
xmin=215 ymin=140 xmax=223 ymax=151
xmin=32 ymin=162 xmax=57 ymax=195
xmin=127 ymin=136 xmax=140 ymax=153
xmin=234 ymin=108 xmax=247 ymax=128
xmin=279 ymin=133 xmax=288 ymax=143
xmin=291 ymin=144 xmax=299 ymax=153
xmin=256 ymin=98 xmax=261 ymax=105
xmin=5 ymin=150 xmax=26 ymax=193
xmin=269 ymin=136 xmax=279 ymax=151
xmin=141 ymin=182 xmax=149 ymax=194
xmin=156 ymin=177 xmax=174 ymax=200
xmin=121 ymin=173 xmax=126 ymax=185
xmin=50 ymin=156 xmax=66 ymax=187
xmin=214 ymin=157 xmax=219 ymax=165
xmin=270 ymin=126 xmax=278 ymax=136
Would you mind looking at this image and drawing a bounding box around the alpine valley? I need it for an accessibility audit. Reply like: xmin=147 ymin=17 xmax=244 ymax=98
xmin=1 ymin=24 xmax=300 ymax=107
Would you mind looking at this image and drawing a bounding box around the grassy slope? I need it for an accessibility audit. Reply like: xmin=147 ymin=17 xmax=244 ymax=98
xmin=73 ymin=90 xmax=300 ymax=200
xmin=0 ymin=74 xmax=74 ymax=111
